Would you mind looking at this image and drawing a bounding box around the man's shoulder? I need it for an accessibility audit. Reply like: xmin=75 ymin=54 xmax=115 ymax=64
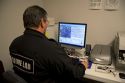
xmin=12 ymin=35 xmax=23 ymax=41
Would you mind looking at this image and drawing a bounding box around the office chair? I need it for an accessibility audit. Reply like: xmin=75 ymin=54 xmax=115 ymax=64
xmin=0 ymin=60 xmax=27 ymax=83
xmin=3 ymin=70 xmax=27 ymax=83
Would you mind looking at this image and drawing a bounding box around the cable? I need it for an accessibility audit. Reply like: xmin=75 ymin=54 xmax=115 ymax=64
xmin=95 ymin=64 xmax=116 ymax=77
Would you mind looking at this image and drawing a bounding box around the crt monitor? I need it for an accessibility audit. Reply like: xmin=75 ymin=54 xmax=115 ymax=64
xmin=58 ymin=22 xmax=87 ymax=48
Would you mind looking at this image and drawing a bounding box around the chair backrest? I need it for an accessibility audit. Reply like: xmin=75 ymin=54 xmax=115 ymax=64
xmin=0 ymin=60 xmax=27 ymax=83
xmin=0 ymin=60 xmax=5 ymax=82
xmin=3 ymin=71 xmax=27 ymax=83
xmin=0 ymin=60 xmax=5 ymax=75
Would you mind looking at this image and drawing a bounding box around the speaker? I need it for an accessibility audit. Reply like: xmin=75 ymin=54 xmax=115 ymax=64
xmin=85 ymin=44 xmax=91 ymax=56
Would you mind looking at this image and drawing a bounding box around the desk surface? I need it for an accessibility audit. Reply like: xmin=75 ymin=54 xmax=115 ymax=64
xmin=84 ymin=64 xmax=125 ymax=83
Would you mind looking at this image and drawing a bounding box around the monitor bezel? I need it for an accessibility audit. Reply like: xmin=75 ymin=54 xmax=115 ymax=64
xmin=58 ymin=22 xmax=87 ymax=48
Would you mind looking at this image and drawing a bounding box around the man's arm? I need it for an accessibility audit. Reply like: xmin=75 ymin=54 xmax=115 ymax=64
xmin=47 ymin=42 xmax=86 ymax=79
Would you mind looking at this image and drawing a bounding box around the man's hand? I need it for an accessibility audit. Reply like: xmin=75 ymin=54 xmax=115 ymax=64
xmin=81 ymin=59 xmax=88 ymax=69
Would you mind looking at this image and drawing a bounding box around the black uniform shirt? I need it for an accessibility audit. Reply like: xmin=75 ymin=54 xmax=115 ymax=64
xmin=9 ymin=28 xmax=85 ymax=83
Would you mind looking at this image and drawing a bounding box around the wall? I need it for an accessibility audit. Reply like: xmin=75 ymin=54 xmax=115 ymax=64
xmin=0 ymin=0 xmax=125 ymax=71
xmin=0 ymin=0 xmax=44 ymax=71
xmin=43 ymin=0 xmax=125 ymax=46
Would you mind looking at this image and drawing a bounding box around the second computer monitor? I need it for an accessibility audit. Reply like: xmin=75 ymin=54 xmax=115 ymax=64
xmin=58 ymin=22 xmax=87 ymax=48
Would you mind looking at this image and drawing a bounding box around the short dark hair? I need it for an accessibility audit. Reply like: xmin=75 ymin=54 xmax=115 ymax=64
xmin=23 ymin=5 xmax=47 ymax=29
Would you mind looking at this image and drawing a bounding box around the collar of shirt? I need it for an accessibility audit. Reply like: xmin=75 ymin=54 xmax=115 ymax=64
xmin=24 ymin=28 xmax=47 ymax=39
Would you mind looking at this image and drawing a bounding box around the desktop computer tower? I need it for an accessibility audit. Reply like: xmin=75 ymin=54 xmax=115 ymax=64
xmin=113 ymin=32 xmax=125 ymax=72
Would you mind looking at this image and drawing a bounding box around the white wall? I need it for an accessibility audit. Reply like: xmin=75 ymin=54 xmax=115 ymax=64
xmin=43 ymin=0 xmax=125 ymax=46
xmin=0 ymin=0 xmax=44 ymax=71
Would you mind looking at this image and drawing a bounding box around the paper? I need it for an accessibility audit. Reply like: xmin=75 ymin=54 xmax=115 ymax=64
xmin=89 ymin=0 xmax=103 ymax=10
xmin=104 ymin=0 xmax=119 ymax=10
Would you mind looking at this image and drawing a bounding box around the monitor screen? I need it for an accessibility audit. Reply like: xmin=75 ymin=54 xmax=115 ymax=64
xmin=58 ymin=22 xmax=87 ymax=48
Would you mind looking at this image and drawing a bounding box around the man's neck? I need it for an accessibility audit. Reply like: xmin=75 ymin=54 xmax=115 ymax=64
xmin=35 ymin=27 xmax=45 ymax=34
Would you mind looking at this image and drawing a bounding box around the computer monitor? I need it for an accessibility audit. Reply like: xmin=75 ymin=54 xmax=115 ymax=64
xmin=58 ymin=22 xmax=87 ymax=48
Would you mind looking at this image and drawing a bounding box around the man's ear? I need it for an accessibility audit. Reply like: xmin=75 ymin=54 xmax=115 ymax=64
xmin=40 ymin=19 xmax=44 ymax=28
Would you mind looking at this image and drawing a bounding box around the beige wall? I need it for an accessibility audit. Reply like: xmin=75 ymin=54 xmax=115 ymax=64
xmin=0 ymin=0 xmax=125 ymax=71
xmin=43 ymin=0 xmax=125 ymax=46
xmin=0 ymin=0 xmax=44 ymax=71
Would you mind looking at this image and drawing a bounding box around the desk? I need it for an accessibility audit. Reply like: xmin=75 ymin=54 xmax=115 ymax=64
xmin=84 ymin=64 xmax=125 ymax=83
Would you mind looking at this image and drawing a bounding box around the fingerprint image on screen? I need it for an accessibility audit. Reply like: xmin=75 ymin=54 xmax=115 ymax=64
xmin=60 ymin=25 xmax=71 ymax=38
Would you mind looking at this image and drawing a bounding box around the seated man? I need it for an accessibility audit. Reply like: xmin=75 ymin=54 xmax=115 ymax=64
xmin=9 ymin=5 xmax=88 ymax=83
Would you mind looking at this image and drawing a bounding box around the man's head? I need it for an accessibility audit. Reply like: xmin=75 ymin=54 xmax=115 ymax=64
xmin=23 ymin=5 xmax=48 ymax=33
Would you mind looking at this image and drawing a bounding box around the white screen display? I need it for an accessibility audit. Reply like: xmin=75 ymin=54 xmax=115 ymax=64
xmin=58 ymin=22 xmax=87 ymax=47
